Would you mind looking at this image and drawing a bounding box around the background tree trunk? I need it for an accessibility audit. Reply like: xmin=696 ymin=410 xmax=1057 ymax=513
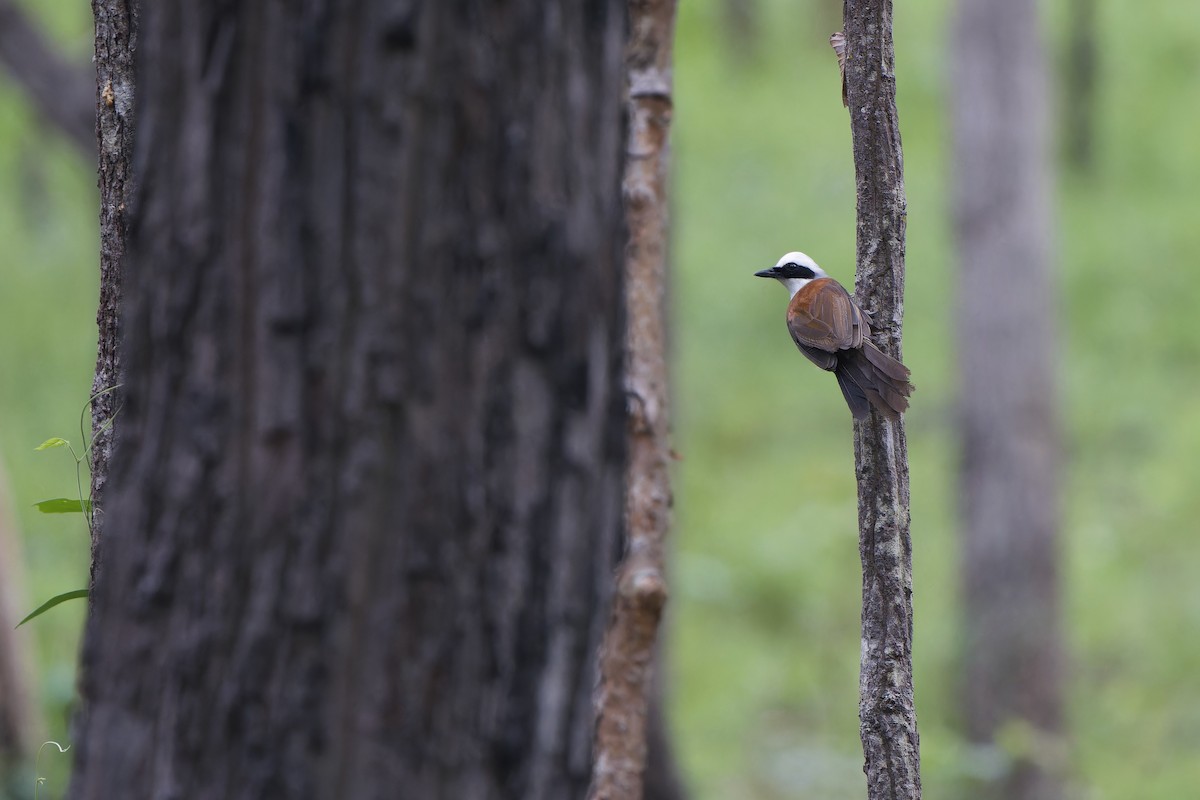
xmin=840 ymin=1 xmax=921 ymax=798
xmin=951 ymin=1 xmax=1064 ymax=798
xmin=643 ymin=672 xmax=688 ymax=800
xmin=1064 ymin=0 xmax=1097 ymax=171
xmin=88 ymin=0 xmax=137 ymax=581
xmin=0 ymin=464 xmax=39 ymax=777
xmin=0 ymin=0 xmax=95 ymax=155
xmin=70 ymin=3 xmax=629 ymax=798
xmin=721 ymin=0 xmax=759 ymax=66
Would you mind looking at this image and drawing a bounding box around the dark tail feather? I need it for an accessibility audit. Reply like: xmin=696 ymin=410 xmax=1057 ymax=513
xmin=835 ymin=345 xmax=914 ymax=419
xmin=835 ymin=369 xmax=872 ymax=420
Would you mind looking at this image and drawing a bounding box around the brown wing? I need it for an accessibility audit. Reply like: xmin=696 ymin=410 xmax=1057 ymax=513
xmin=786 ymin=278 xmax=868 ymax=371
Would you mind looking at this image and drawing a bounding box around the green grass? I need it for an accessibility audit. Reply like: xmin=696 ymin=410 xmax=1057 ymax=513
xmin=2 ymin=1 xmax=1200 ymax=798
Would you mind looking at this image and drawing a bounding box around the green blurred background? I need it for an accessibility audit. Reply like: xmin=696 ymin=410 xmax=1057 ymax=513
xmin=1 ymin=1 xmax=1198 ymax=798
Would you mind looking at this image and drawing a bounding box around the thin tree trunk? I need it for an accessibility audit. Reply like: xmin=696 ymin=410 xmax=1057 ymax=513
xmin=722 ymin=0 xmax=758 ymax=65
xmin=1064 ymin=0 xmax=1097 ymax=171
xmin=0 ymin=0 xmax=95 ymax=155
xmin=88 ymin=0 xmax=136 ymax=586
xmin=0 ymin=464 xmax=39 ymax=770
xmin=951 ymin=1 xmax=1064 ymax=798
xmin=70 ymin=2 xmax=629 ymax=798
xmin=589 ymin=1 xmax=677 ymax=798
xmin=838 ymin=2 xmax=921 ymax=798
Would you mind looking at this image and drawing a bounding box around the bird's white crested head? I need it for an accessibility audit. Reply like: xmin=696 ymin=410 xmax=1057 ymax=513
xmin=773 ymin=251 xmax=823 ymax=272
xmin=754 ymin=251 xmax=828 ymax=298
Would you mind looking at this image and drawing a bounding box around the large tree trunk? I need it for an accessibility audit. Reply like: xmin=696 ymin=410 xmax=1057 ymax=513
xmin=951 ymin=1 xmax=1064 ymax=799
xmin=70 ymin=3 xmax=629 ymax=798
xmin=840 ymin=1 xmax=921 ymax=798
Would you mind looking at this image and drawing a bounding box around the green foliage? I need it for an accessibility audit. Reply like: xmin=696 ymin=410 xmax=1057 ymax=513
xmin=32 ymin=498 xmax=88 ymax=515
xmin=17 ymin=384 xmax=117 ymax=632
xmin=16 ymin=591 xmax=88 ymax=629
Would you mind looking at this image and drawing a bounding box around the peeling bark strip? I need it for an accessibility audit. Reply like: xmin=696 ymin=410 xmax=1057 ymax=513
xmin=838 ymin=1 xmax=921 ymax=798
xmin=89 ymin=0 xmax=137 ymax=584
xmin=588 ymin=2 xmax=677 ymax=799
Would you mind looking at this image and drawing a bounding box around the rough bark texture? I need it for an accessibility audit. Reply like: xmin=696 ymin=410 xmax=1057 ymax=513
xmin=70 ymin=3 xmax=628 ymax=799
xmin=1064 ymin=0 xmax=1097 ymax=171
xmin=88 ymin=0 xmax=137 ymax=583
xmin=0 ymin=0 xmax=95 ymax=155
xmin=839 ymin=2 xmax=921 ymax=798
xmin=0 ymin=465 xmax=39 ymax=769
xmin=951 ymin=1 xmax=1064 ymax=798
xmin=589 ymin=1 xmax=677 ymax=798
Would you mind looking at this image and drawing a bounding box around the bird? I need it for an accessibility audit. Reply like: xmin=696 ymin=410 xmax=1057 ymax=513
xmin=754 ymin=251 xmax=913 ymax=420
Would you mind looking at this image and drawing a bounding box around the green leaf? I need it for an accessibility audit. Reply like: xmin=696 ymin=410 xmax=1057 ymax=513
xmin=35 ymin=438 xmax=69 ymax=451
xmin=33 ymin=498 xmax=90 ymax=514
xmin=16 ymin=589 xmax=88 ymax=627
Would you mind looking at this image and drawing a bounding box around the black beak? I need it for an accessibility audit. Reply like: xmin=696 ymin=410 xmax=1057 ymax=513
xmin=754 ymin=267 xmax=777 ymax=279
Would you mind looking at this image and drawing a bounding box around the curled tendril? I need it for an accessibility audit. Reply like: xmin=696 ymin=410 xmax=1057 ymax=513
xmin=34 ymin=740 xmax=71 ymax=800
